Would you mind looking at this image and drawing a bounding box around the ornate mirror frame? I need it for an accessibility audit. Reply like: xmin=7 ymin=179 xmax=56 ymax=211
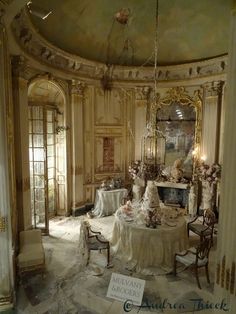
xmin=151 ymin=86 xmax=202 ymax=179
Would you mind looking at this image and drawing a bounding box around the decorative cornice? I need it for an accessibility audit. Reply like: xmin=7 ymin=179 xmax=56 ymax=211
xmin=11 ymin=9 xmax=228 ymax=83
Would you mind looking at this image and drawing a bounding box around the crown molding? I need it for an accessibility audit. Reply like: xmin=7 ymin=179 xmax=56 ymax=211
xmin=12 ymin=9 xmax=228 ymax=84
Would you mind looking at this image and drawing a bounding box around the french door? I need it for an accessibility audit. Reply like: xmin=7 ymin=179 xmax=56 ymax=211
xmin=29 ymin=104 xmax=57 ymax=234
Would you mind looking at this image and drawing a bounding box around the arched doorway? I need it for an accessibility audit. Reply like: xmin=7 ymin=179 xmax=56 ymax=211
xmin=28 ymin=79 xmax=67 ymax=234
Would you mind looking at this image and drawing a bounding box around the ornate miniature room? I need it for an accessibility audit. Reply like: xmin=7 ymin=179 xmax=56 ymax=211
xmin=0 ymin=0 xmax=236 ymax=313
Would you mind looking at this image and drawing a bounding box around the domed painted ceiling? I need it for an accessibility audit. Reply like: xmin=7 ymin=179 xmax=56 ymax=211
xmin=29 ymin=0 xmax=231 ymax=66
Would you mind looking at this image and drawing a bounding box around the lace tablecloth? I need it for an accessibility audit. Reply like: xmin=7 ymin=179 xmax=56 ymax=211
xmin=92 ymin=189 xmax=128 ymax=217
xmin=111 ymin=209 xmax=188 ymax=274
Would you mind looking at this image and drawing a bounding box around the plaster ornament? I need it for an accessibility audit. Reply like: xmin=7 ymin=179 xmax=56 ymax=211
xmin=170 ymin=159 xmax=183 ymax=183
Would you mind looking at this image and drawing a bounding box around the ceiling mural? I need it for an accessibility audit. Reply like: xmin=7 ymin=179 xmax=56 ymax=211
xmin=29 ymin=0 xmax=231 ymax=66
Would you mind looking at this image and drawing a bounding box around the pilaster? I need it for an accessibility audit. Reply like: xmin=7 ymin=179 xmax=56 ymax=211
xmin=11 ymin=55 xmax=31 ymax=230
xmin=214 ymin=3 xmax=236 ymax=311
xmin=134 ymin=86 xmax=150 ymax=160
xmin=0 ymin=11 xmax=14 ymax=309
xmin=70 ymin=80 xmax=86 ymax=212
xmin=201 ymin=81 xmax=224 ymax=164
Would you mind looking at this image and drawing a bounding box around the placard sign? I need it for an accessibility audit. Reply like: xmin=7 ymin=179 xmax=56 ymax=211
xmin=106 ymin=273 xmax=145 ymax=306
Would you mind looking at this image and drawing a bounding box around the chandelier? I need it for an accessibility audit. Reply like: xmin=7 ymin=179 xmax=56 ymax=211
xmin=141 ymin=0 xmax=165 ymax=167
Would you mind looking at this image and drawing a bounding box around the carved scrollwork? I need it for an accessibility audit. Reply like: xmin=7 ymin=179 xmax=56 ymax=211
xmin=149 ymin=87 xmax=202 ymax=174
xmin=11 ymin=55 xmax=30 ymax=79
xmin=71 ymin=80 xmax=86 ymax=95
xmin=135 ymin=86 xmax=151 ymax=101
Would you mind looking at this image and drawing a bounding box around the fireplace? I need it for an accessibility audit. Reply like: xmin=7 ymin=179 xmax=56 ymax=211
xmin=156 ymin=182 xmax=190 ymax=209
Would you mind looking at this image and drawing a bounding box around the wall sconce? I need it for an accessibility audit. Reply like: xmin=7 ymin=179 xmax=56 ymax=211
xmin=0 ymin=216 xmax=7 ymax=232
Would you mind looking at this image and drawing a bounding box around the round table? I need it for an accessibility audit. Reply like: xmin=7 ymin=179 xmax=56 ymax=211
xmin=111 ymin=209 xmax=188 ymax=274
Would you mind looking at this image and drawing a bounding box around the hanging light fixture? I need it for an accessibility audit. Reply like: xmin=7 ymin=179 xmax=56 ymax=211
xmin=141 ymin=0 xmax=165 ymax=168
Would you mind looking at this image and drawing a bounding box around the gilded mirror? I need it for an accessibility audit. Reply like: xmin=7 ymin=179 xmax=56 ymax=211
xmin=155 ymin=87 xmax=202 ymax=179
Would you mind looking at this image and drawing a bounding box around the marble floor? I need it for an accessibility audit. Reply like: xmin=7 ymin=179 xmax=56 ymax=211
xmin=15 ymin=215 xmax=218 ymax=314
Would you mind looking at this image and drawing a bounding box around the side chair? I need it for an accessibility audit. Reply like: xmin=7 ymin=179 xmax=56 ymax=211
xmin=173 ymin=237 xmax=212 ymax=289
xmin=187 ymin=209 xmax=216 ymax=243
xmin=83 ymin=221 xmax=110 ymax=267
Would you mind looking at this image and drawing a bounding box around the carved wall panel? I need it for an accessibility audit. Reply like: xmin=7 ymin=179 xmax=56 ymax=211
xmin=94 ymin=87 xmax=124 ymax=125
xmin=84 ymin=87 xmax=93 ymax=184
xmin=94 ymin=134 xmax=123 ymax=175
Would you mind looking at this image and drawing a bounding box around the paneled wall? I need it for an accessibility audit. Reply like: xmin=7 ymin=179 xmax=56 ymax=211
xmin=83 ymin=85 xmax=135 ymax=204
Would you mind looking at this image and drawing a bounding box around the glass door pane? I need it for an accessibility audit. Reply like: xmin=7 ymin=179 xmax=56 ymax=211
xmin=29 ymin=105 xmax=47 ymax=232
xmin=46 ymin=109 xmax=56 ymax=218
xmin=29 ymin=105 xmax=57 ymax=234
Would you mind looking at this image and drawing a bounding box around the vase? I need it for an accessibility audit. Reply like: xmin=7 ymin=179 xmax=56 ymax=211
xmin=200 ymin=180 xmax=213 ymax=210
xmin=132 ymin=177 xmax=145 ymax=201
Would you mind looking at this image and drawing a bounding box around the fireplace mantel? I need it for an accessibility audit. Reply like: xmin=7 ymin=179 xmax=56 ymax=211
xmin=155 ymin=181 xmax=189 ymax=190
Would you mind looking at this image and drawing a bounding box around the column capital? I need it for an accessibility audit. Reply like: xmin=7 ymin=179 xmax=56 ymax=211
xmin=71 ymin=80 xmax=86 ymax=95
xmin=11 ymin=55 xmax=30 ymax=80
xmin=203 ymin=81 xmax=224 ymax=97
xmin=135 ymin=86 xmax=151 ymax=101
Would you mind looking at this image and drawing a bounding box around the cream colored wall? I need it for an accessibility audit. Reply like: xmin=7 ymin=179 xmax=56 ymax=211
xmin=83 ymin=85 xmax=135 ymax=204
xmin=10 ymin=65 xmax=225 ymax=217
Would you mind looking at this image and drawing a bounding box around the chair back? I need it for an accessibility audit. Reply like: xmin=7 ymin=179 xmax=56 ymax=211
xmin=203 ymin=209 xmax=216 ymax=227
xmin=196 ymin=237 xmax=212 ymax=260
xmin=81 ymin=220 xmax=91 ymax=242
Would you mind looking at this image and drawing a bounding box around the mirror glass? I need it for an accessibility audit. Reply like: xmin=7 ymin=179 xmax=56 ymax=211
xmin=157 ymin=101 xmax=196 ymax=178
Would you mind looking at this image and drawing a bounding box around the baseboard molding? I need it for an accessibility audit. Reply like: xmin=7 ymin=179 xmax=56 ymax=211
xmin=72 ymin=203 xmax=94 ymax=217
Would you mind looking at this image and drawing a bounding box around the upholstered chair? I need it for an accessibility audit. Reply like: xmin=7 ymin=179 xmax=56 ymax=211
xmin=173 ymin=237 xmax=212 ymax=289
xmin=83 ymin=221 xmax=110 ymax=267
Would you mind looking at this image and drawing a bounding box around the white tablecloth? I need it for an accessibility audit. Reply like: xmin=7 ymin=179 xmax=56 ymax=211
xmin=92 ymin=189 xmax=128 ymax=217
xmin=111 ymin=210 xmax=188 ymax=274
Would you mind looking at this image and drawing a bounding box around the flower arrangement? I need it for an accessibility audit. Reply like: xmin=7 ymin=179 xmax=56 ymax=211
xmin=128 ymin=160 xmax=162 ymax=181
xmin=196 ymin=162 xmax=221 ymax=185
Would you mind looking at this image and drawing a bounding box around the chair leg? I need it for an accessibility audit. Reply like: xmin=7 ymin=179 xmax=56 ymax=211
xmin=205 ymin=264 xmax=210 ymax=284
xmin=195 ymin=266 xmax=201 ymax=289
xmin=173 ymin=257 xmax=177 ymax=276
xmin=87 ymin=249 xmax=90 ymax=266
xmin=107 ymin=246 xmax=110 ymax=266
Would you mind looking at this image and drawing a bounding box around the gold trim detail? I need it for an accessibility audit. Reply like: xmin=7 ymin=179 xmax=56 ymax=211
xmin=0 ymin=216 xmax=7 ymax=232
xmin=221 ymin=255 xmax=226 ymax=288
xmin=216 ymin=262 xmax=221 ymax=285
xmin=150 ymin=87 xmax=202 ymax=173
xmin=226 ymin=268 xmax=230 ymax=290
xmin=230 ymin=262 xmax=235 ymax=294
